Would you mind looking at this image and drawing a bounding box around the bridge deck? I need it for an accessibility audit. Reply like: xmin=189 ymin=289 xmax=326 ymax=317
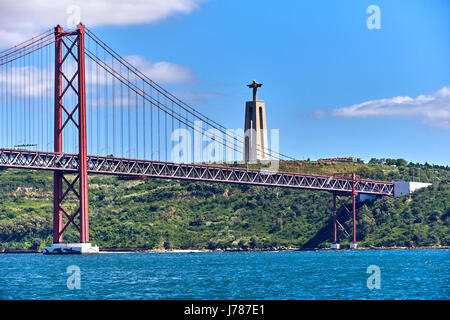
xmin=0 ymin=148 xmax=394 ymax=196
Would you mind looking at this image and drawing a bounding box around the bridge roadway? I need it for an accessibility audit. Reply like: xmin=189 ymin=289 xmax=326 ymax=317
xmin=0 ymin=148 xmax=394 ymax=196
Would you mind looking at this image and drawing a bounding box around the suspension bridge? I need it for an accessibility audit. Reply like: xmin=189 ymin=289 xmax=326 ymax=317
xmin=0 ymin=24 xmax=394 ymax=253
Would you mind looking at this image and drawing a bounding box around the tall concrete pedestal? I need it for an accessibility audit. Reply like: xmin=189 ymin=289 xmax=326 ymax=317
xmin=244 ymin=80 xmax=268 ymax=162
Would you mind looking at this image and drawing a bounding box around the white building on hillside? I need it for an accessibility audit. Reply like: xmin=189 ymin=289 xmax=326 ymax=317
xmin=394 ymin=181 xmax=432 ymax=197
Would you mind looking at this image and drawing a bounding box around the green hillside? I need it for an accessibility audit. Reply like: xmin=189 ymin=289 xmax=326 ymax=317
xmin=0 ymin=159 xmax=448 ymax=251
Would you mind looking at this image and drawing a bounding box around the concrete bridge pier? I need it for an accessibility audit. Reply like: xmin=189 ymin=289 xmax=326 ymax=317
xmin=43 ymin=243 xmax=99 ymax=254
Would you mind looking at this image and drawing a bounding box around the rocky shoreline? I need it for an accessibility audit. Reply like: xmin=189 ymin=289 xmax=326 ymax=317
xmin=2 ymin=245 xmax=449 ymax=254
xmin=100 ymin=245 xmax=450 ymax=253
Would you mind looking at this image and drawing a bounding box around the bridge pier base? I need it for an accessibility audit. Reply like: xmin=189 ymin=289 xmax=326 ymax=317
xmin=43 ymin=243 xmax=99 ymax=255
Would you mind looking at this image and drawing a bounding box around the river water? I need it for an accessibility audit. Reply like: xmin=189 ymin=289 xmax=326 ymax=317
xmin=0 ymin=249 xmax=448 ymax=299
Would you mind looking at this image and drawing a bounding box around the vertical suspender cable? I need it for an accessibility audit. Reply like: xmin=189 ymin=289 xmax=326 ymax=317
xmin=111 ymin=56 xmax=116 ymax=156
xmin=142 ymin=79 xmax=146 ymax=159
xmin=135 ymin=70 xmax=138 ymax=159
xmin=165 ymin=98 xmax=167 ymax=161
xmin=104 ymin=48 xmax=108 ymax=155
xmin=150 ymin=84 xmax=153 ymax=160
xmin=120 ymin=62 xmax=124 ymax=157
xmin=127 ymin=67 xmax=130 ymax=157
xmin=96 ymin=43 xmax=99 ymax=155
xmin=6 ymin=61 xmax=8 ymax=146
xmin=158 ymin=91 xmax=160 ymax=161
xmin=89 ymin=42 xmax=93 ymax=155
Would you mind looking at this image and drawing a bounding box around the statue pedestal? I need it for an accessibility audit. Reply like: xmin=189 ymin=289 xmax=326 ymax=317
xmin=244 ymin=100 xmax=268 ymax=161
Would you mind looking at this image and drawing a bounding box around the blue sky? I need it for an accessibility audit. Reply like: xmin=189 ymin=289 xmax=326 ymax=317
xmin=92 ymin=0 xmax=450 ymax=165
xmin=1 ymin=0 xmax=449 ymax=165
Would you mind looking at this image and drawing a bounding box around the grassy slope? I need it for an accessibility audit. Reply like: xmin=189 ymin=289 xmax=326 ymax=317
xmin=0 ymin=160 xmax=448 ymax=251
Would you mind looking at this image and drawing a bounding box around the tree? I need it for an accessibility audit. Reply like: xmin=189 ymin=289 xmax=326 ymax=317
xmin=385 ymin=158 xmax=396 ymax=166
xmin=396 ymin=158 xmax=408 ymax=167
xmin=359 ymin=205 xmax=376 ymax=238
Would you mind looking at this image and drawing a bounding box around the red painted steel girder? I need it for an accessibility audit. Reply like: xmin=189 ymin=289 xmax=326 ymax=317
xmin=0 ymin=148 xmax=394 ymax=196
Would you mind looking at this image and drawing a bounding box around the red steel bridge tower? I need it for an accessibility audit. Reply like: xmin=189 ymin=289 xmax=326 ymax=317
xmin=49 ymin=24 xmax=96 ymax=253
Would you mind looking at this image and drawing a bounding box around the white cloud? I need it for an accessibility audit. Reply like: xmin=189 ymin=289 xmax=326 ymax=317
xmin=0 ymin=0 xmax=203 ymax=48
xmin=0 ymin=54 xmax=200 ymax=101
xmin=0 ymin=65 xmax=52 ymax=97
xmin=124 ymin=55 xmax=198 ymax=84
xmin=0 ymin=1 xmax=205 ymax=99
xmin=331 ymin=86 xmax=450 ymax=129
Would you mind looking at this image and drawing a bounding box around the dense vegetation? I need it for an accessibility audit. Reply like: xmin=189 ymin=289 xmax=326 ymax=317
xmin=0 ymin=159 xmax=448 ymax=251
